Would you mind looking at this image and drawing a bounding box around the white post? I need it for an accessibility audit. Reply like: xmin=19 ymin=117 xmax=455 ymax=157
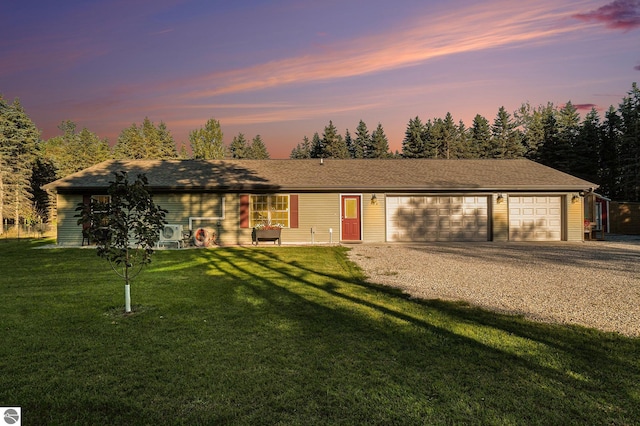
xmin=329 ymin=228 xmax=333 ymax=245
xmin=124 ymin=284 xmax=131 ymax=313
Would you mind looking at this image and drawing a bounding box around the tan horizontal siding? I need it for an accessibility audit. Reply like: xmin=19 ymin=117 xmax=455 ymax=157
xmin=56 ymin=194 xmax=84 ymax=246
xmin=282 ymin=193 xmax=340 ymax=244
xmin=566 ymin=194 xmax=584 ymax=242
xmin=363 ymin=193 xmax=385 ymax=242
xmin=155 ymin=193 xmax=223 ymax=227
xmin=492 ymin=193 xmax=509 ymax=242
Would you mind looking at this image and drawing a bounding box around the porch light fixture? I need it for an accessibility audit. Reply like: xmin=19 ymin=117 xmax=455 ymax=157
xmin=497 ymin=194 xmax=505 ymax=204
xmin=572 ymin=194 xmax=580 ymax=204
xmin=371 ymin=193 xmax=378 ymax=205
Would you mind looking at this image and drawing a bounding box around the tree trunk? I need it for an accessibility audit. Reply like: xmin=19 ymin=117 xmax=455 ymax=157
xmin=125 ymin=283 xmax=131 ymax=313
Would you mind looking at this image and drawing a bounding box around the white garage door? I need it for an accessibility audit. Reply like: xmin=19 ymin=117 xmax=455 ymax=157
xmin=386 ymin=195 xmax=488 ymax=242
xmin=509 ymin=196 xmax=561 ymax=241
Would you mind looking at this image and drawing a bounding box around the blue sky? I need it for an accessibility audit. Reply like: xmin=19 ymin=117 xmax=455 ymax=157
xmin=1 ymin=0 xmax=639 ymax=157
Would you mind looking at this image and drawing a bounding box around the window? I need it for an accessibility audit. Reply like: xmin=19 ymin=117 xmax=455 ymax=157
xmin=90 ymin=195 xmax=111 ymax=227
xmin=250 ymin=195 xmax=289 ymax=227
xmin=91 ymin=195 xmax=110 ymax=208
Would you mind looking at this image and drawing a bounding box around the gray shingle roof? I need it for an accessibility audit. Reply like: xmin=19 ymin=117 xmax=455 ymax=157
xmin=44 ymin=159 xmax=597 ymax=193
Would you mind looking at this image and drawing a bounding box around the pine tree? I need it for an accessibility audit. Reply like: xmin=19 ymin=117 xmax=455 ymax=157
xmin=618 ymin=82 xmax=640 ymax=201
xmin=322 ymin=121 xmax=349 ymax=159
xmin=555 ymin=101 xmax=581 ymax=172
xmin=290 ymin=136 xmax=312 ymax=159
xmin=490 ymin=106 xmax=524 ymax=158
xmin=354 ymin=120 xmax=370 ymax=159
xmin=515 ymin=102 xmax=554 ymax=160
xmin=229 ymin=133 xmax=248 ymax=159
xmin=247 ymin=135 xmax=270 ymax=159
xmin=189 ymin=118 xmax=225 ymax=160
xmin=0 ymin=97 xmax=40 ymax=231
xmin=538 ymin=111 xmax=561 ymax=168
xmin=439 ymin=112 xmax=458 ymax=159
xmin=310 ymin=132 xmax=323 ymax=158
xmin=41 ymin=120 xmax=111 ymax=178
xmin=572 ymin=108 xmax=601 ymax=183
xmin=369 ymin=123 xmax=390 ymax=158
xmin=178 ymin=143 xmax=189 ymax=159
xmin=401 ymin=116 xmax=425 ymax=158
xmin=157 ymin=122 xmax=178 ymax=159
xmin=344 ymin=130 xmax=355 ymax=158
xmin=430 ymin=118 xmax=445 ymax=158
xmin=113 ymin=118 xmax=177 ymax=160
xmin=470 ymin=114 xmax=491 ymax=158
xmin=457 ymin=120 xmax=471 ymax=158
xmin=600 ymin=106 xmax=622 ymax=199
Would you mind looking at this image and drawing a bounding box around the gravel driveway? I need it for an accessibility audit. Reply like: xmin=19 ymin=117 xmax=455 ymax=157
xmin=347 ymin=236 xmax=640 ymax=337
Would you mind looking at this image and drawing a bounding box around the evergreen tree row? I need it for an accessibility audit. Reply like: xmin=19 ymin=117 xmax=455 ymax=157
xmin=290 ymin=83 xmax=640 ymax=201
xmin=290 ymin=120 xmax=391 ymax=159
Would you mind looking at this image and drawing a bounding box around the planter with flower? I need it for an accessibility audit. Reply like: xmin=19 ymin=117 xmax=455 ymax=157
xmin=252 ymin=223 xmax=284 ymax=245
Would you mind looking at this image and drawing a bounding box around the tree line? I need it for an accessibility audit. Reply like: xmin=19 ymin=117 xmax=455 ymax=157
xmin=0 ymin=109 xmax=268 ymax=231
xmin=290 ymin=83 xmax=640 ymax=202
xmin=1 ymin=82 xmax=639 ymax=231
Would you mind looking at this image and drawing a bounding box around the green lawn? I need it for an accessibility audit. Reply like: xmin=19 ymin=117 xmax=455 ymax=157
xmin=1 ymin=239 xmax=639 ymax=425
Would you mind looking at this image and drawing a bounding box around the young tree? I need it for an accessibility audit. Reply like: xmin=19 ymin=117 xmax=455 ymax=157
xmin=75 ymin=172 xmax=167 ymax=313
xmin=247 ymin=134 xmax=270 ymax=159
xmin=229 ymin=133 xmax=248 ymax=159
xmin=189 ymin=118 xmax=225 ymax=159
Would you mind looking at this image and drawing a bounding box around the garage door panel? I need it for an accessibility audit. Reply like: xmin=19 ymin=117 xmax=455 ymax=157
xmin=509 ymin=196 xmax=561 ymax=241
xmin=387 ymin=195 xmax=488 ymax=242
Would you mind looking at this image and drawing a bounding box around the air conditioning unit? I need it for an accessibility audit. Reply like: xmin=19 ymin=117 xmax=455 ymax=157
xmin=160 ymin=224 xmax=183 ymax=242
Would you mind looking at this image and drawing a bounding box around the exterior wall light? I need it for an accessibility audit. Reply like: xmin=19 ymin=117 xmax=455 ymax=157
xmin=497 ymin=194 xmax=505 ymax=204
xmin=371 ymin=193 xmax=378 ymax=205
xmin=572 ymin=194 xmax=581 ymax=204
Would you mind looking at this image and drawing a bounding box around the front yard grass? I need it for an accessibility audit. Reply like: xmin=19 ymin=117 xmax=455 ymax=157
xmin=1 ymin=239 xmax=639 ymax=424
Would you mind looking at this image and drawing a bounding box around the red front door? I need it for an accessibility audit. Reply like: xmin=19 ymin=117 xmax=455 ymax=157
xmin=341 ymin=195 xmax=361 ymax=241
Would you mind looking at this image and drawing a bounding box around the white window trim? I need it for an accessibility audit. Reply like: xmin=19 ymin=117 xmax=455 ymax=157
xmin=250 ymin=194 xmax=290 ymax=228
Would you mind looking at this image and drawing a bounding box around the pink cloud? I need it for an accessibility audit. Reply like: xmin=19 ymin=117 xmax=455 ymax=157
xmin=573 ymin=103 xmax=598 ymax=111
xmin=183 ymin=1 xmax=582 ymax=99
xmin=573 ymin=0 xmax=640 ymax=31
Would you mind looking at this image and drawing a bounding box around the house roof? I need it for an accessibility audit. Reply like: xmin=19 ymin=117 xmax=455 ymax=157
xmin=44 ymin=159 xmax=598 ymax=193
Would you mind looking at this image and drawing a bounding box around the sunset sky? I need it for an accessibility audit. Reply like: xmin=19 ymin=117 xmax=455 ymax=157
xmin=2 ymin=0 xmax=639 ymax=158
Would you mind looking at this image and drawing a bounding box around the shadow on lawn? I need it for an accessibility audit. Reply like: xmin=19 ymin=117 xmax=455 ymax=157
xmin=161 ymin=246 xmax=640 ymax=422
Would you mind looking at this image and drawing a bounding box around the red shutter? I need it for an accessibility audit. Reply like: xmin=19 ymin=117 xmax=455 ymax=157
xmin=240 ymin=195 xmax=250 ymax=228
xmin=290 ymin=194 xmax=298 ymax=228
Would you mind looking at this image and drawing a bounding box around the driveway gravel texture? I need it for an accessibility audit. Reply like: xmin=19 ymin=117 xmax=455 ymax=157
xmin=347 ymin=236 xmax=640 ymax=337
